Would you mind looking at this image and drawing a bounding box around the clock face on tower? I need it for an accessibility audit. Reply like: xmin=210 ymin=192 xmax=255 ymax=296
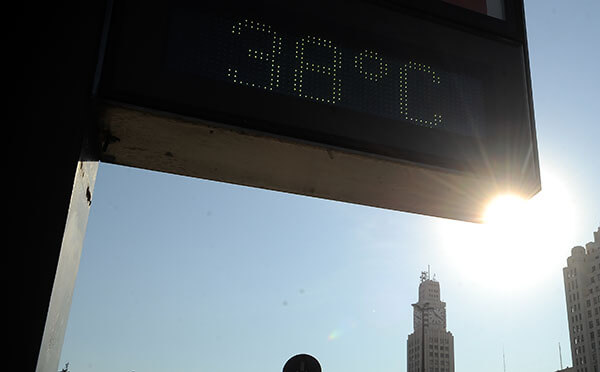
xmin=413 ymin=305 xmax=447 ymax=329
xmin=432 ymin=307 xmax=445 ymax=327
xmin=414 ymin=310 xmax=423 ymax=329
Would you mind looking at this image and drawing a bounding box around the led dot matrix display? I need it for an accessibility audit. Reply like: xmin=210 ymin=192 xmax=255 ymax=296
xmin=99 ymin=0 xmax=540 ymax=223
xmin=105 ymin=0 xmax=536 ymax=176
xmin=167 ymin=3 xmax=487 ymax=137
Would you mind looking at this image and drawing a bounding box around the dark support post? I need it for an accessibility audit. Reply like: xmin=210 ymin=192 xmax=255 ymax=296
xmin=10 ymin=1 xmax=107 ymax=371
xmin=35 ymin=152 xmax=99 ymax=372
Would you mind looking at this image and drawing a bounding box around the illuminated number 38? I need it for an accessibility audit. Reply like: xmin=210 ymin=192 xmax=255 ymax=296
xmin=228 ymin=19 xmax=441 ymax=127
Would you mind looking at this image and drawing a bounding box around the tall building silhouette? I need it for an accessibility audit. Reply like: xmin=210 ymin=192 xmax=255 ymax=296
xmin=407 ymin=269 xmax=455 ymax=372
xmin=563 ymin=227 xmax=600 ymax=372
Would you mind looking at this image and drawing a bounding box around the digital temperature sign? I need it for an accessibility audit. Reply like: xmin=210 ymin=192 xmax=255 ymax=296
xmin=98 ymin=0 xmax=540 ymax=222
xmin=166 ymin=10 xmax=485 ymax=138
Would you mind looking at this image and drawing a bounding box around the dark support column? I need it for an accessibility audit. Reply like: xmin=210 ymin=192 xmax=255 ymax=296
xmin=35 ymin=150 xmax=99 ymax=372
xmin=10 ymin=1 xmax=107 ymax=371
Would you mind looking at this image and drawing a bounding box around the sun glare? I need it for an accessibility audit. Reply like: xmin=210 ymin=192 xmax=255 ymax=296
xmin=482 ymin=194 xmax=530 ymax=229
xmin=437 ymin=170 xmax=578 ymax=293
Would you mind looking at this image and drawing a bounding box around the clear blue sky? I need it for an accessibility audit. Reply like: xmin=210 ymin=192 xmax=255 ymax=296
xmin=59 ymin=1 xmax=599 ymax=371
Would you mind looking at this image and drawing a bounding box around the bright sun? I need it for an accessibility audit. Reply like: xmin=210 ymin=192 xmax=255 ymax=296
xmin=437 ymin=169 xmax=578 ymax=293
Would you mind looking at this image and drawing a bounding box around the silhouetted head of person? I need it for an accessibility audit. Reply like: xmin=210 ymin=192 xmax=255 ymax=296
xmin=283 ymin=354 xmax=321 ymax=372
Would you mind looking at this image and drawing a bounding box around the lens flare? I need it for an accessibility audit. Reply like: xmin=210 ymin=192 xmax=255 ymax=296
xmin=437 ymin=169 xmax=578 ymax=293
xmin=328 ymin=329 xmax=342 ymax=341
xmin=483 ymin=194 xmax=529 ymax=226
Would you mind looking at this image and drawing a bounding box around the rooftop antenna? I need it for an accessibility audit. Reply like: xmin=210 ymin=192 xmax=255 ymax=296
xmin=559 ymin=342 xmax=563 ymax=370
xmin=503 ymin=347 xmax=506 ymax=372
xmin=420 ymin=268 xmax=430 ymax=282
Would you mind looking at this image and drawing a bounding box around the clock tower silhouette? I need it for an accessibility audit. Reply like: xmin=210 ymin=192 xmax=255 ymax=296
xmin=407 ymin=269 xmax=455 ymax=372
